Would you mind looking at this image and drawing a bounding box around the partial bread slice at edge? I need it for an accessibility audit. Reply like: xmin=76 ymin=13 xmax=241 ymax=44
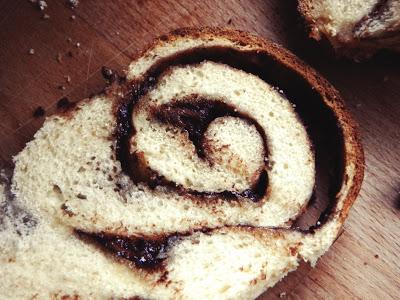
xmin=298 ymin=0 xmax=400 ymax=59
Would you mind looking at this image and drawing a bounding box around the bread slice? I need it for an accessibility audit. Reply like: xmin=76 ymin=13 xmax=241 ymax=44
xmin=298 ymin=0 xmax=400 ymax=59
xmin=0 ymin=28 xmax=364 ymax=299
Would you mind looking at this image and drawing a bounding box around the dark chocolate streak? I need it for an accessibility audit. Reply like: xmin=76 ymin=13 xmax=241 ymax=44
xmin=75 ymin=230 xmax=176 ymax=269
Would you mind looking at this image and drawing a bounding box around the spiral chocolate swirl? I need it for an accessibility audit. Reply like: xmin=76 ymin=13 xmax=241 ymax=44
xmin=121 ymin=60 xmax=314 ymax=206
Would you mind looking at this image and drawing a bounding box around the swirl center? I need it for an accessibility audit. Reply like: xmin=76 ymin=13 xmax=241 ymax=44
xmin=134 ymin=97 xmax=268 ymax=197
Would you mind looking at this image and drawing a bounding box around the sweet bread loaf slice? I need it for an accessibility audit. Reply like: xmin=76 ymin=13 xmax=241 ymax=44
xmin=298 ymin=0 xmax=400 ymax=59
xmin=1 ymin=28 xmax=364 ymax=299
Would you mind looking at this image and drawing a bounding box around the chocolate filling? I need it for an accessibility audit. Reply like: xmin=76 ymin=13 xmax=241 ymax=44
xmin=76 ymin=230 xmax=176 ymax=269
xmin=153 ymin=97 xmax=268 ymax=159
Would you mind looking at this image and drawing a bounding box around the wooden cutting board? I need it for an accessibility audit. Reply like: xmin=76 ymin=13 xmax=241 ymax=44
xmin=1 ymin=1 xmax=399 ymax=299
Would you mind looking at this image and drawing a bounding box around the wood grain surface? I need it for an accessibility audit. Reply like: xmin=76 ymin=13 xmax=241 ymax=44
xmin=0 ymin=1 xmax=399 ymax=299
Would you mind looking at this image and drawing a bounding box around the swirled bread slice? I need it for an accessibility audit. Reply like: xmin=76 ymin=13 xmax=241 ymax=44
xmin=298 ymin=0 xmax=400 ymax=59
xmin=1 ymin=28 xmax=364 ymax=299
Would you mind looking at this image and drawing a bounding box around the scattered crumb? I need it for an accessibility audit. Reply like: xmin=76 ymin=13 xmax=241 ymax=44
xmin=227 ymin=18 xmax=232 ymax=25
xmin=101 ymin=66 xmax=117 ymax=82
xmin=395 ymin=192 xmax=400 ymax=210
xmin=273 ymin=87 xmax=285 ymax=95
xmin=116 ymin=31 xmax=120 ymax=35
xmin=70 ymin=15 xmax=76 ymax=21
xmin=374 ymin=254 xmax=379 ymax=259
xmin=60 ymin=203 xmax=74 ymax=217
xmin=56 ymin=53 xmax=63 ymax=63
xmin=57 ymin=97 xmax=71 ymax=109
xmin=76 ymin=42 xmax=80 ymax=48
xmin=249 ymin=279 xmax=257 ymax=285
xmin=58 ymin=85 xmax=66 ymax=90
xmin=33 ymin=106 xmax=45 ymax=118
xmin=67 ymin=37 xmax=73 ymax=43
xmin=76 ymin=193 xmax=87 ymax=199
xmin=279 ymin=292 xmax=287 ymax=298
xmin=66 ymin=0 xmax=79 ymax=9
xmin=356 ymin=103 xmax=362 ymax=108
xmin=28 ymin=48 xmax=35 ymax=55
xmin=42 ymin=13 xmax=50 ymax=19
xmin=38 ymin=0 xmax=47 ymax=10
xmin=65 ymin=75 xmax=71 ymax=83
